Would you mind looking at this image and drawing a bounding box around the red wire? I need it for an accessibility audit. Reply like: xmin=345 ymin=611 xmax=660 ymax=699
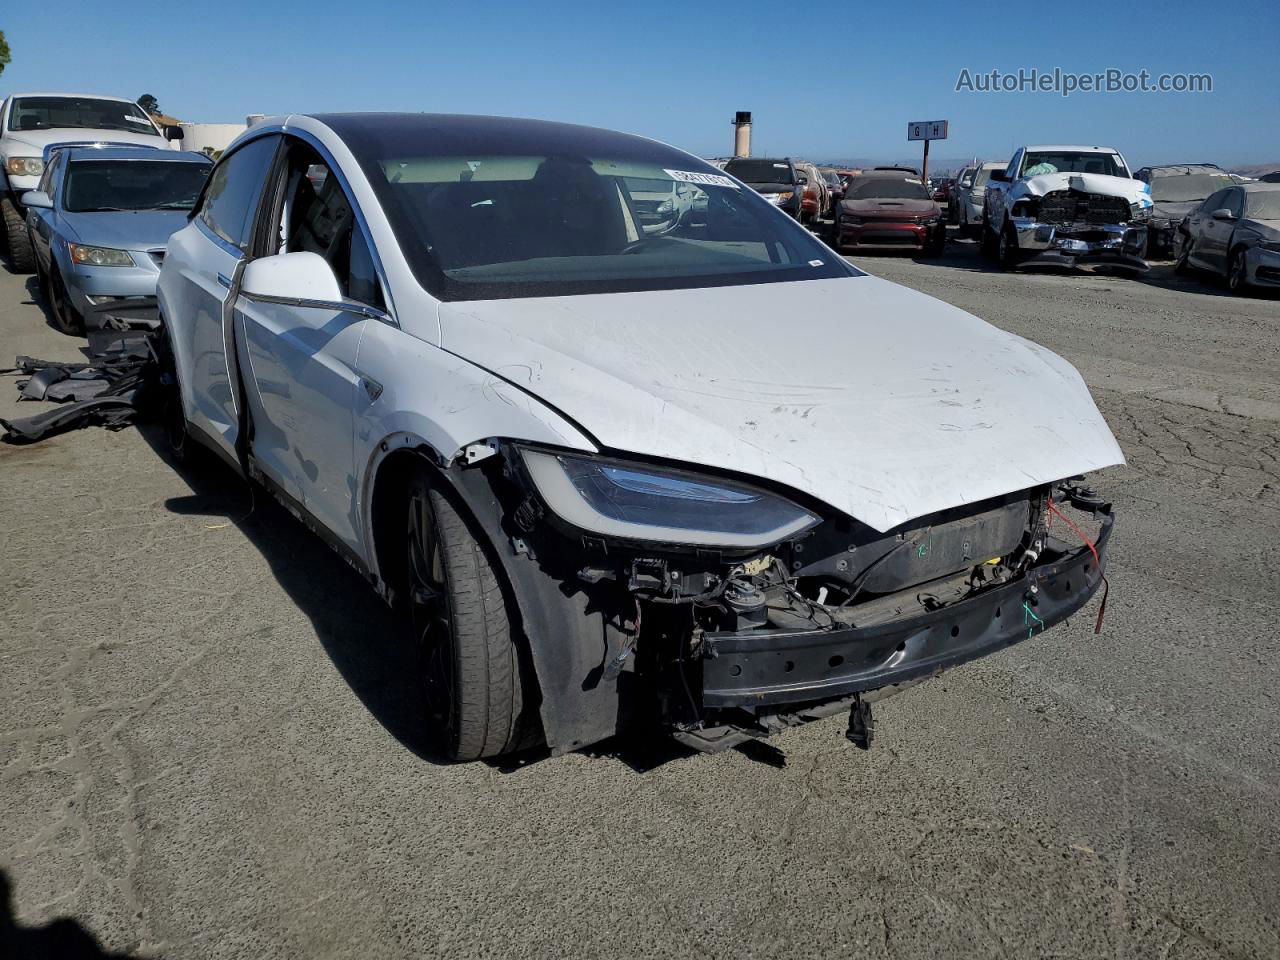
xmin=1046 ymin=500 xmax=1100 ymax=569
xmin=1045 ymin=500 xmax=1109 ymax=634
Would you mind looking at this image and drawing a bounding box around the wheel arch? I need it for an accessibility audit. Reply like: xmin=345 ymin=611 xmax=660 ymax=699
xmin=360 ymin=431 xmax=634 ymax=755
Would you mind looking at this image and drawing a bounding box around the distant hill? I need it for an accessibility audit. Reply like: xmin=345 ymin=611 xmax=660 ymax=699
xmin=1230 ymin=163 xmax=1280 ymax=178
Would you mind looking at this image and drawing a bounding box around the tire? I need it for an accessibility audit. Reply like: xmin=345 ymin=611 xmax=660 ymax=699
xmin=47 ymin=267 xmax=85 ymax=335
xmin=980 ymin=217 xmax=996 ymax=258
xmin=1227 ymin=248 xmax=1250 ymax=294
xmin=926 ymin=227 xmax=946 ymax=257
xmin=996 ymin=223 xmax=1020 ymax=271
xmin=405 ymin=470 xmax=533 ymax=761
xmin=1174 ymin=238 xmax=1192 ymax=275
xmin=2 ymin=195 xmax=35 ymax=273
xmin=32 ymin=241 xmax=50 ymax=302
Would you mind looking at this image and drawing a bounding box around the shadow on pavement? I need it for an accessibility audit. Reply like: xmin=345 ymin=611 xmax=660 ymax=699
xmin=140 ymin=423 xmax=806 ymax=775
xmin=0 ymin=870 xmax=139 ymax=959
xmin=137 ymin=422 xmax=446 ymax=766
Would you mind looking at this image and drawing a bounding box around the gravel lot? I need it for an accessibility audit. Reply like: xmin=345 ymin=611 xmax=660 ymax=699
xmin=2 ymin=236 xmax=1278 ymax=959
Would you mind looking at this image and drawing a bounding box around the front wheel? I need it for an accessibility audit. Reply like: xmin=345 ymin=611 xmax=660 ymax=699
xmin=1 ymin=195 xmax=35 ymax=273
xmin=1227 ymin=249 xmax=1250 ymax=294
xmin=996 ymin=224 xmax=1020 ymax=270
xmin=1174 ymin=238 xmax=1192 ymax=274
xmin=47 ymin=267 xmax=84 ymax=335
xmin=405 ymin=471 xmax=535 ymax=761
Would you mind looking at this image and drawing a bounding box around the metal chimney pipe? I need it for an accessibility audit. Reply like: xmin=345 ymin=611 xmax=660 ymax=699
xmin=733 ymin=111 xmax=752 ymax=158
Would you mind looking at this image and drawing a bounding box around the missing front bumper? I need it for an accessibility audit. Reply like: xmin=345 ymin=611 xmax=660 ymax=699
xmin=1012 ymin=218 xmax=1148 ymax=270
xmin=700 ymin=513 xmax=1112 ymax=708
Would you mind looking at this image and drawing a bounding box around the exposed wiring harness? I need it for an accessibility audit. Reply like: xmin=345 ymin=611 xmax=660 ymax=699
xmin=1046 ymin=499 xmax=1110 ymax=634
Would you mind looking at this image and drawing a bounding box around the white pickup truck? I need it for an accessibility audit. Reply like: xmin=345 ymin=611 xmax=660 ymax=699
xmin=982 ymin=144 xmax=1153 ymax=273
xmin=1 ymin=92 xmax=181 ymax=271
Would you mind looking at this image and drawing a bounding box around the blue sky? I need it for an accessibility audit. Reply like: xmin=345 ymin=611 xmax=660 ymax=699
xmin=3 ymin=0 xmax=1278 ymax=169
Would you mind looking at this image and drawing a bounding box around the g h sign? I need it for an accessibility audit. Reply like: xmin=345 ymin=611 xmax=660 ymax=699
xmin=907 ymin=120 xmax=949 ymax=141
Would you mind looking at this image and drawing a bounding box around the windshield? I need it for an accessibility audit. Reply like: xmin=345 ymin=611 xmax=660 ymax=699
xmin=64 ymin=160 xmax=212 ymax=213
xmin=845 ymin=178 xmax=931 ymax=200
xmin=723 ymin=159 xmax=795 ymax=184
xmin=1151 ymin=172 xmax=1235 ymax=203
xmin=336 ymin=117 xmax=857 ymax=301
xmin=1022 ymin=152 xmax=1126 ymax=177
xmin=1246 ymin=191 xmax=1280 ymax=220
xmin=8 ymin=97 xmax=159 ymax=135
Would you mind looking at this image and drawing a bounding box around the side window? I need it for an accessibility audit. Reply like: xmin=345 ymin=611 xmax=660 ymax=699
xmin=1225 ymin=189 xmax=1245 ymax=219
xmin=279 ymin=140 xmax=384 ymax=309
xmin=198 ymin=135 xmax=279 ymax=251
xmin=1201 ymin=190 xmax=1228 ymax=215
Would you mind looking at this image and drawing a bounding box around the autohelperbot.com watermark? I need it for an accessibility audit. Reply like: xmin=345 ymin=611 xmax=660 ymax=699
xmin=955 ymin=67 xmax=1212 ymax=97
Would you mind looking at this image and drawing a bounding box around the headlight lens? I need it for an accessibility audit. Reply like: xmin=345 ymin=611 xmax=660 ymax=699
xmin=764 ymin=191 xmax=793 ymax=204
xmin=6 ymin=156 xmax=44 ymax=177
xmin=69 ymin=243 xmax=135 ymax=267
xmin=521 ymin=449 xmax=820 ymax=548
xmin=1129 ymin=202 xmax=1152 ymax=222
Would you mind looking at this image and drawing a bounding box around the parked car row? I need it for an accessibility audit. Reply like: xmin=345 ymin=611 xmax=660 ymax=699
xmin=1 ymin=92 xmax=186 ymax=271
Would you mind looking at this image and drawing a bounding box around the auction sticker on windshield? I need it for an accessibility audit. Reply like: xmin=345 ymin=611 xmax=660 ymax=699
xmin=664 ymin=169 xmax=739 ymax=189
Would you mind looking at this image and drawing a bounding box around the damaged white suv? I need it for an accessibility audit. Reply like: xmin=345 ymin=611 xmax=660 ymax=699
xmin=158 ymin=113 xmax=1124 ymax=760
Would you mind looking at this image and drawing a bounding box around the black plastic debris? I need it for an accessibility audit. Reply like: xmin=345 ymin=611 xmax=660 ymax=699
xmin=1 ymin=299 xmax=170 ymax=443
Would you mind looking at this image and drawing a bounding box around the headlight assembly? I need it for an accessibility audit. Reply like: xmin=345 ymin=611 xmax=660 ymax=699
xmin=520 ymin=449 xmax=819 ymax=549
xmin=6 ymin=156 xmax=44 ymax=177
xmin=69 ymin=243 xmax=135 ymax=267
xmin=765 ymin=192 xmax=793 ymax=205
xmin=1129 ymin=202 xmax=1152 ymax=222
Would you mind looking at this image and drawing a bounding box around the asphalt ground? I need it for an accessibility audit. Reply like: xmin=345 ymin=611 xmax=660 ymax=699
xmin=1 ymin=234 xmax=1278 ymax=959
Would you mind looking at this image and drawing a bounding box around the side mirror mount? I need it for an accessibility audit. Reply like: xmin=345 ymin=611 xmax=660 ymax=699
xmin=1211 ymin=208 xmax=1234 ymax=220
xmin=795 ymin=173 xmax=808 ymax=185
xmin=960 ymin=178 xmax=973 ymax=188
xmin=164 ymin=124 xmax=184 ymax=141
xmin=21 ymin=190 xmax=53 ymax=210
xmin=241 ymin=252 xmax=343 ymax=306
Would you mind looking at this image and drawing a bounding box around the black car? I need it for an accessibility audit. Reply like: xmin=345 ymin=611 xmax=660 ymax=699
xmin=722 ymin=157 xmax=807 ymax=220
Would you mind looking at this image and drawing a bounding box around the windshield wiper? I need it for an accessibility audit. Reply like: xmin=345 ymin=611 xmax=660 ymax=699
xmin=148 ymin=202 xmax=194 ymax=210
xmin=75 ymin=206 xmax=132 ymax=213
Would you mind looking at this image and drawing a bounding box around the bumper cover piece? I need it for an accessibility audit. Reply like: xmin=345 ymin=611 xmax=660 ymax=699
xmin=701 ymin=513 xmax=1112 ymax=708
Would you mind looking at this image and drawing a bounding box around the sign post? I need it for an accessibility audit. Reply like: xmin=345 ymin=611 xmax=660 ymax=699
xmin=907 ymin=120 xmax=949 ymax=183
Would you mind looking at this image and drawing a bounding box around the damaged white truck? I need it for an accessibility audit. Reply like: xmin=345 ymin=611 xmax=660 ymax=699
xmin=157 ymin=113 xmax=1124 ymax=761
xmin=982 ymin=144 xmax=1153 ymax=273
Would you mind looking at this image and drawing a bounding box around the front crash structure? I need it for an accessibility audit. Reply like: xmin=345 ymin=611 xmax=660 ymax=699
xmin=438 ymin=447 xmax=1114 ymax=755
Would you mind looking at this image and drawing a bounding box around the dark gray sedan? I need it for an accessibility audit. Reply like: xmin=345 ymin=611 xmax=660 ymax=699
xmin=1176 ymin=182 xmax=1280 ymax=293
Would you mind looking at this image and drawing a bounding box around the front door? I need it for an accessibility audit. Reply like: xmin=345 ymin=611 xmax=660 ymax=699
xmin=236 ymin=143 xmax=385 ymax=554
xmin=173 ymin=134 xmax=280 ymax=455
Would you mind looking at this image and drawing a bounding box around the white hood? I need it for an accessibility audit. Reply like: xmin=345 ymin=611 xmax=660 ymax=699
xmin=439 ymin=276 xmax=1125 ymax=533
xmin=3 ymin=128 xmax=167 ymax=157
xmin=1014 ymin=171 xmax=1152 ymax=210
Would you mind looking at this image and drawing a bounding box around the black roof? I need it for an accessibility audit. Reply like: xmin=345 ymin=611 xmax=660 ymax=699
xmin=310 ymin=112 xmax=681 ymax=162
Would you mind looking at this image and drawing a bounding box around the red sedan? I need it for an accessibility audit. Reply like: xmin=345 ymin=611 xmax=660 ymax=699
xmin=834 ymin=173 xmax=946 ymax=255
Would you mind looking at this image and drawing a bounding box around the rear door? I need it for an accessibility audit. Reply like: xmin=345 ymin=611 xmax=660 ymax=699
xmin=235 ymin=140 xmax=385 ymax=554
xmin=169 ymin=134 xmax=280 ymax=456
